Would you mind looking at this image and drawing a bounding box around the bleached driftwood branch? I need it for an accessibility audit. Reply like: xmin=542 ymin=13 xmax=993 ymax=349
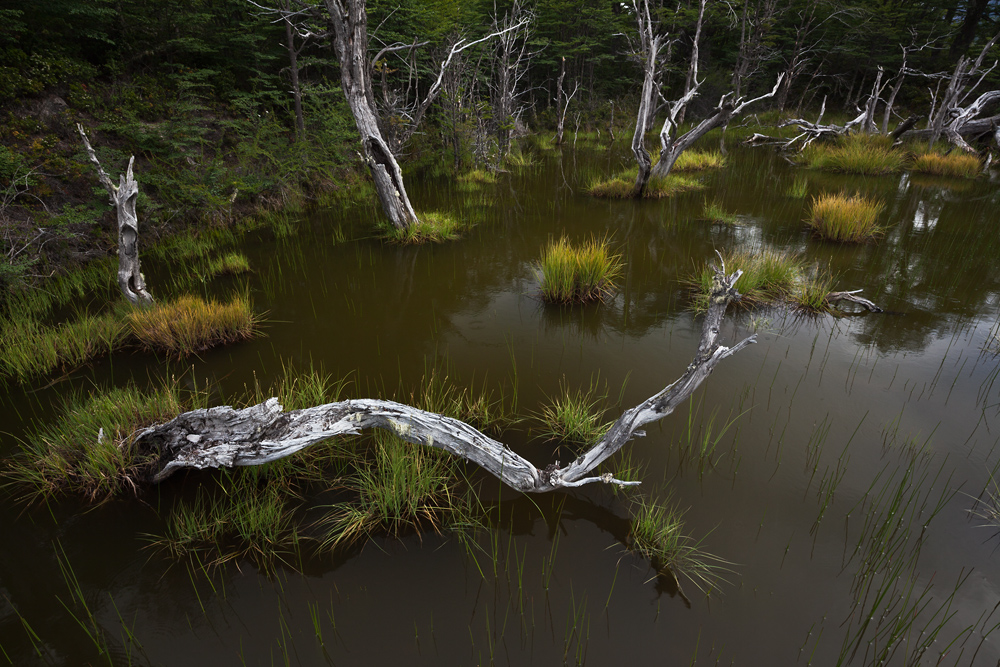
xmin=77 ymin=124 xmax=153 ymax=306
xmin=827 ymin=289 xmax=883 ymax=313
xmin=135 ymin=258 xmax=756 ymax=492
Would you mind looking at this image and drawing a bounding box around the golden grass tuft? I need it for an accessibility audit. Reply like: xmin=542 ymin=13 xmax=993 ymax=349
xmin=588 ymin=171 xmax=704 ymax=199
xmin=803 ymin=134 xmax=906 ymax=175
xmin=689 ymin=247 xmax=802 ymax=311
xmin=382 ymin=212 xmax=463 ymax=244
xmin=537 ymin=236 xmax=623 ymax=303
xmin=910 ymin=152 xmax=982 ymax=179
xmin=128 ymin=294 xmax=258 ymax=356
xmin=673 ymin=150 xmax=726 ymax=172
xmin=807 ymin=192 xmax=885 ymax=243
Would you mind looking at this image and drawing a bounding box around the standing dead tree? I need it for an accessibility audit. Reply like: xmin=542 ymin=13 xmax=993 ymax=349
xmin=488 ymin=0 xmax=535 ymax=161
xmin=77 ymin=125 xmax=153 ymax=306
xmin=553 ymin=57 xmax=581 ymax=146
xmin=923 ymin=31 xmax=1000 ymax=150
xmin=731 ymin=0 xmax=780 ymax=98
xmin=136 ymin=256 xmax=756 ymax=490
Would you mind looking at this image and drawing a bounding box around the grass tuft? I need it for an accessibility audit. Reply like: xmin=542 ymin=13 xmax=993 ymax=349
xmin=786 ymin=176 xmax=809 ymax=198
xmin=807 ymin=192 xmax=885 ymax=243
xmin=689 ymin=247 xmax=802 ymax=311
xmin=794 ymin=265 xmax=837 ymax=313
xmin=203 ymin=252 xmax=250 ymax=279
xmin=537 ymin=379 xmax=611 ymax=446
xmin=0 ymin=310 xmax=126 ymax=381
xmin=701 ymin=198 xmax=738 ymax=224
xmin=382 ymin=211 xmax=463 ymax=244
xmin=128 ymin=294 xmax=259 ymax=356
xmin=537 ymin=236 xmax=623 ymax=304
xmin=910 ymin=152 xmax=981 ymax=179
xmin=457 ymin=169 xmax=497 ymax=185
xmin=588 ymin=171 xmax=704 ymax=199
xmin=802 ymin=134 xmax=906 ymax=175
xmin=5 ymin=383 xmax=188 ymax=502
xmin=673 ymin=150 xmax=726 ymax=172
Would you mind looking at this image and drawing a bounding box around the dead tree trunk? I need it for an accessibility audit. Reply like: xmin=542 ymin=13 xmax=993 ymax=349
xmin=77 ymin=124 xmax=153 ymax=306
xmin=280 ymin=1 xmax=308 ymax=140
xmin=630 ymin=0 xmax=670 ymax=198
xmin=136 ymin=256 xmax=757 ymax=491
xmin=926 ymin=31 xmax=1000 ymax=150
xmin=553 ymin=58 xmax=580 ymax=146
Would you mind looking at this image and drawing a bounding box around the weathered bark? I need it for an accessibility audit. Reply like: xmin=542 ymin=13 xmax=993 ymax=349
xmin=629 ymin=0 xmax=667 ymax=197
xmin=281 ymin=2 xmax=307 ymax=140
xmin=926 ymin=31 xmax=1000 ymax=150
xmin=827 ymin=290 xmax=882 ymax=313
xmin=553 ymin=57 xmax=580 ymax=146
xmin=136 ymin=257 xmax=756 ymax=492
xmin=675 ymin=0 xmax=706 ymax=126
xmin=77 ymin=124 xmax=153 ymax=306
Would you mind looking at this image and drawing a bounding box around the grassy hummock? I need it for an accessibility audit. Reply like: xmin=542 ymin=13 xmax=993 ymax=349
xmin=910 ymin=152 xmax=982 ymax=179
xmin=588 ymin=171 xmax=703 ymax=199
xmin=807 ymin=192 xmax=885 ymax=243
xmin=673 ymin=150 xmax=726 ymax=172
xmin=128 ymin=294 xmax=258 ymax=356
xmin=382 ymin=211 xmax=463 ymax=244
xmin=537 ymin=380 xmax=611 ymax=446
xmin=701 ymin=198 xmax=738 ymax=224
xmin=690 ymin=247 xmax=802 ymax=311
xmin=0 ymin=310 xmax=126 ymax=381
xmin=537 ymin=236 xmax=623 ymax=303
xmin=802 ymin=134 xmax=906 ymax=175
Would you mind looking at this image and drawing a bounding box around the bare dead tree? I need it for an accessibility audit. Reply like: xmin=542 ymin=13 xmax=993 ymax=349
xmin=554 ymin=57 xmax=581 ymax=146
xmin=925 ymin=31 xmax=1000 ymax=150
xmin=731 ymin=0 xmax=780 ymax=98
xmin=676 ymin=0 xmax=708 ymax=126
xmin=77 ymin=125 xmax=153 ymax=306
xmin=277 ymin=0 xmax=311 ymax=140
xmin=488 ymin=0 xmax=535 ymax=159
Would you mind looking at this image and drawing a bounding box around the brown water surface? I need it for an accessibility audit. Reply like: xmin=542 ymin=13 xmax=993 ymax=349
xmin=3 ymin=141 xmax=1000 ymax=665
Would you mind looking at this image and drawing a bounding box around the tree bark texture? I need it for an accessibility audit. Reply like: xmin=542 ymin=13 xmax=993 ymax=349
xmin=136 ymin=258 xmax=757 ymax=492
xmin=77 ymin=124 xmax=153 ymax=306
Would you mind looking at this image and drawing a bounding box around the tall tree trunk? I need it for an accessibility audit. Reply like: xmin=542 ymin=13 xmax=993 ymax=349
xmin=324 ymin=0 xmax=417 ymax=230
xmin=283 ymin=16 xmax=306 ymax=140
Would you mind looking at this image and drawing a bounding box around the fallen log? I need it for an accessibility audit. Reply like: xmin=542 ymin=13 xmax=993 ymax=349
xmin=135 ymin=256 xmax=757 ymax=492
xmin=827 ymin=289 xmax=883 ymax=313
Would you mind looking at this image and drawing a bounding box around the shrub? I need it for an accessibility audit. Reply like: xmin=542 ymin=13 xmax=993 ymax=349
xmin=807 ymin=192 xmax=885 ymax=242
xmin=537 ymin=236 xmax=623 ymax=303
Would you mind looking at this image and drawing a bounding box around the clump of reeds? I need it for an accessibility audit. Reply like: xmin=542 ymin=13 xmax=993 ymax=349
xmin=203 ymin=252 xmax=250 ymax=279
xmin=505 ymin=146 xmax=537 ymax=169
xmin=627 ymin=496 xmax=729 ymax=593
xmin=689 ymin=247 xmax=802 ymax=311
xmin=588 ymin=171 xmax=704 ymax=199
xmin=910 ymin=152 xmax=982 ymax=179
xmin=793 ymin=264 xmax=837 ymax=313
xmin=673 ymin=150 xmax=726 ymax=172
xmin=411 ymin=366 xmax=515 ymax=433
xmin=5 ymin=383 xmax=188 ymax=501
xmin=382 ymin=212 xmax=463 ymax=244
xmin=537 ymin=379 xmax=611 ymax=445
xmin=786 ymin=176 xmax=808 ymax=198
xmin=803 ymin=134 xmax=906 ymax=175
xmin=457 ymin=169 xmax=497 ymax=185
xmin=701 ymin=198 xmax=738 ymax=224
xmin=320 ymin=431 xmax=477 ymax=548
xmin=128 ymin=294 xmax=259 ymax=356
xmin=807 ymin=192 xmax=885 ymax=242
xmin=0 ymin=310 xmax=126 ymax=381
xmin=537 ymin=236 xmax=623 ymax=303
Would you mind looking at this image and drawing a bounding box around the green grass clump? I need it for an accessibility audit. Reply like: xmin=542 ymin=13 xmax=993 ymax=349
xmin=794 ymin=265 xmax=837 ymax=313
xmin=536 ymin=379 xmax=611 ymax=446
xmin=786 ymin=176 xmax=809 ymax=198
xmin=673 ymin=150 xmax=726 ymax=172
xmin=803 ymin=134 xmax=906 ymax=175
xmin=411 ymin=366 xmax=515 ymax=432
xmin=5 ymin=384 xmax=187 ymax=501
xmin=627 ymin=496 xmax=730 ymax=593
xmin=203 ymin=252 xmax=250 ymax=279
xmin=505 ymin=146 xmax=537 ymax=169
xmin=537 ymin=236 xmax=623 ymax=303
xmin=701 ymin=198 xmax=738 ymax=224
xmin=910 ymin=152 xmax=982 ymax=179
xmin=588 ymin=171 xmax=704 ymax=199
xmin=382 ymin=212 xmax=463 ymax=244
xmin=807 ymin=192 xmax=885 ymax=242
xmin=457 ymin=169 xmax=497 ymax=185
xmin=128 ymin=294 xmax=258 ymax=356
xmin=321 ymin=431 xmax=476 ymax=548
xmin=690 ymin=247 xmax=802 ymax=311
xmin=0 ymin=310 xmax=126 ymax=381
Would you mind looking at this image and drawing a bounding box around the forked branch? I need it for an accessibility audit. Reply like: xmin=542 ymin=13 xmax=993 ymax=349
xmin=135 ymin=258 xmax=755 ymax=492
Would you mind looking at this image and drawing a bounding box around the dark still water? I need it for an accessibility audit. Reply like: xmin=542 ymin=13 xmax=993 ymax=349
xmin=3 ymin=139 xmax=1000 ymax=665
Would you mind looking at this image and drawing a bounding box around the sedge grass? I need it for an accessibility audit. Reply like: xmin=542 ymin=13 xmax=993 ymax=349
xmin=701 ymin=198 xmax=738 ymax=224
xmin=794 ymin=265 xmax=837 ymax=313
xmin=588 ymin=171 xmax=703 ymax=199
xmin=627 ymin=495 xmax=730 ymax=593
xmin=537 ymin=236 xmax=623 ymax=304
xmin=802 ymin=134 xmax=906 ymax=175
xmin=807 ymin=192 xmax=885 ymax=243
xmin=673 ymin=150 xmax=726 ymax=172
xmin=457 ymin=169 xmax=497 ymax=185
xmin=0 ymin=309 xmax=126 ymax=381
xmin=381 ymin=211 xmax=463 ymax=244
xmin=128 ymin=294 xmax=259 ymax=356
xmin=5 ymin=383 xmax=187 ymax=501
xmin=910 ymin=152 xmax=982 ymax=179
xmin=536 ymin=379 xmax=611 ymax=445
xmin=689 ymin=247 xmax=802 ymax=311
xmin=202 ymin=252 xmax=250 ymax=279
xmin=786 ymin=176 xmax=809 ymax=199
xmin=410 ymin=365 xmax=516 ymax=432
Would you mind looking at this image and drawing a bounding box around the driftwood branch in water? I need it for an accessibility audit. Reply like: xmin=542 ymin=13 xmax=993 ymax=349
xmin=827 ymin=289 xmax=883 ymax=313
xmin=77 ymin=124 xmax=153 ymax=306
xmin=134 ymin=259 xmax=756 ymax=492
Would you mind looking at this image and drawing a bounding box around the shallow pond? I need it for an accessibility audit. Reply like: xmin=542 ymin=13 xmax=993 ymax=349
xmin=3 ymin=139 xmax=1000 ymax=665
